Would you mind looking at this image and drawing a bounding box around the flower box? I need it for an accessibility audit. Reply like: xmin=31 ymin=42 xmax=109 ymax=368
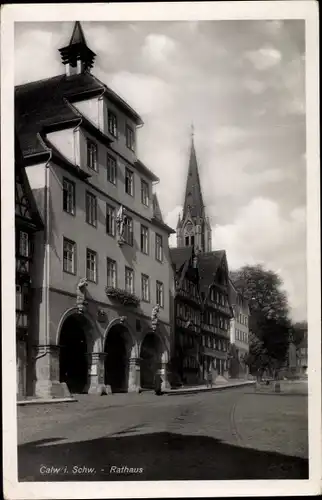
xmin=105 ymin=286 xmax=140 ymax=307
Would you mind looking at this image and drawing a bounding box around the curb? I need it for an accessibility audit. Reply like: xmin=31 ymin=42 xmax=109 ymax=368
xmin=17 ymin=397 xmax=77 ymax=406
xmin=165 ymin=381 xmax=256 ymax=396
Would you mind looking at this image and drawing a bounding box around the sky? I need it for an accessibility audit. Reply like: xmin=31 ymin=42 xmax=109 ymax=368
xmin=14 ymin=20 xmax=306 ymax=321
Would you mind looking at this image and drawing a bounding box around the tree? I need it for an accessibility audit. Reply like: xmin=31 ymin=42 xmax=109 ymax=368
xmin=290 ymin=321 xmax=307 ymax=347
xmin=231 ymin=265 xmax=291 ymax=378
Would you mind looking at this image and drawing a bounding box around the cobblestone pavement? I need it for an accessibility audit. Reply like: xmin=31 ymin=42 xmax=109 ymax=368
xmin=17 ymin=382 xmax=308 ymax=481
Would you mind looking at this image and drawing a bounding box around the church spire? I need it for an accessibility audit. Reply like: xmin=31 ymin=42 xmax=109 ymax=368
xmin=182 ymin=129 xmax=205 ymax=220
xmin=176 ymin=127 xmax=212 ymax=253
xmin=59 ymin=21 xmax=96 ymax=76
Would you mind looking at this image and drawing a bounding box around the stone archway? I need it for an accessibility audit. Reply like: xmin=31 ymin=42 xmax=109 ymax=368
xmin=59 ymin=313 xmax=93 ymax=394
xmin=104 ymin=322 xmax=135 ymax=393
xmin=140 ymin=333 xmax=164 ymax=389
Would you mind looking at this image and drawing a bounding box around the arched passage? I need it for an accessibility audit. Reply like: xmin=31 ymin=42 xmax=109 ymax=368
xmin=104 ymin=323 xmax=133 ymax=393
xmin=59 ymin=313 xmax=92 ymax=394
xmin=140 ymin=333 xmax=164 ymax=389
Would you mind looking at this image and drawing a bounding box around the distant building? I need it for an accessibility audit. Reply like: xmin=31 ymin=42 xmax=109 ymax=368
xmin=228 ymin=280 xmax=250 ymax=378
xmin=15 ymin=22 xmax=175 ymax=398
xmin=173 ymin=133 xmax=232 ymax=384
xmin=15 ymin=132 xmax=43 ymax=398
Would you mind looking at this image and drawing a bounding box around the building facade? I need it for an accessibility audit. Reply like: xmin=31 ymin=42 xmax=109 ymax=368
xmin=170 ymin=246 xmax=202 ymax=386
xmin=173 ymin=135 xmax=232 ymax=383
xmin=15 ymin=22 xmax=175 ymax=398
xmin=15 ymin=133 xmax=44 ymax=399
xmin=228 ymin=280 xmax=250 ymax=379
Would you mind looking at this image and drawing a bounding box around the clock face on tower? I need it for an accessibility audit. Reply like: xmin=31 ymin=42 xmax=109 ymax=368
xmin=185 ymin=222 xmax=194 ymax=234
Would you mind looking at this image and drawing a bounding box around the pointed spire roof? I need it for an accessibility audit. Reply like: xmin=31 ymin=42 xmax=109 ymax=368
xmin=69 ymin=21 xmax=86 ymax=45
xmin=152 ymin=193 xmax=163 ymax=222
xmin=59 ymin=21 xmax=96 ymax=72
xmin=183 ymin=132 xmax=205 ymax=220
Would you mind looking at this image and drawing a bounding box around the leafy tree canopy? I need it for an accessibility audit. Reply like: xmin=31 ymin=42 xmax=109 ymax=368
xmin=230 ymin=264 xmax=292 ymax=376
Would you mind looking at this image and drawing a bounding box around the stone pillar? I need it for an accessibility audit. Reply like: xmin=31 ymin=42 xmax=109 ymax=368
xmin=87 ymin=352 xmax=109 ymax=395
xmin=160 ymin=362 xmax=171 ymax=390
xmin=128 ymin=357 xmax=141 ymax=393
xmin=33 ymin=345 xmax=71 ymax=399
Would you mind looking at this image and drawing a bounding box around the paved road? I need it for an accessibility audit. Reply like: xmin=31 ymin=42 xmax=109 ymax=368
xmin=18 ymin=382 xmax=308 ymax=481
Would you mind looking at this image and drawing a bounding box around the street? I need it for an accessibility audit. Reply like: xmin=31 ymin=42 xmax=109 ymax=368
xmin=18 ymin=382 xmax=308 ymax=481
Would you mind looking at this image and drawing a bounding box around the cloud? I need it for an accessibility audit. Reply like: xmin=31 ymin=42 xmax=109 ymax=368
xmin=243 ymin=78 xmax=266 ymax=94
xmin=141 ymin=33 xmax=176 ymax=65
xmin=215 ymin=198 xmax=306 ymax=320
xmin=244 ymin=46 xmax=282 ymax=71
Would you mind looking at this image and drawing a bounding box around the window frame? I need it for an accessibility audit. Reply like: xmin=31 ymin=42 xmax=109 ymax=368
xmin=63 ymin=177 xmax=76 ymax=216
xmin=106 ymin=257 xmax=117 ymax=288
xmin=124 ymin=215 xmax=134 ymax=246
xmin=19 ymin=231 xmax=30 ymax=258
xmin=141 ymin=273 xmax=150 ymax=303
xmin=86 ymin=138 xmax=98 ymax=172
xmin=108 ymin=110 xmax=118 ymax=138
xmin=86 ymin=248 xmax=98 ymax=283
xmin=106 ymin=153 xmax=117 ymax=185
xmin=141 ymin=179 xmax=149 ymax=207
xmin=156 ymin=280 xmax=164 ymax=308
xmin=125 ymin=266 xmax=135 ymax=294
xmin=140 ymin=225 xmax=149 ymax=255
xmin=126 ymin=124 xmax=135 ymax=151
xmin=125 ymin=167 xmax=134 ymax=197
xmin=63 ymin=237 xmax=76 ymax=275
xmin=85 ymin=191 xmax=97 ymax=228
xmin=106 ymin=203 xmax=116 ymax=237
xmin=155 ymin=233 xmax=163 ymax=262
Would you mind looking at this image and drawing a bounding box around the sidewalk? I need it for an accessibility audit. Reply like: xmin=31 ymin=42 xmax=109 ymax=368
xmin=166 ymin=379 xmax=255 ymax=396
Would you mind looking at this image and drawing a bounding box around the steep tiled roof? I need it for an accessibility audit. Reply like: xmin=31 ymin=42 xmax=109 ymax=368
xmin=15 ymin=71 xmax=143 ymax=157
xmin=198 ymin=250 xmax=226 ymax=295
xmin=169 ymin=246 xmax=193 ymax=271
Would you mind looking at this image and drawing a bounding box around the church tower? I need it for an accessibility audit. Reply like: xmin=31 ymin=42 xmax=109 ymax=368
xmin=59 ymin=21 xmax=96 ymax=76
xmin=176 ymin=129 xmax=212 ymax=253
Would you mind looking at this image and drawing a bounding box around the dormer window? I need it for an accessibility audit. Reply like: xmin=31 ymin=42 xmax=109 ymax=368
xmin=126 ymin=125 xmax=135 ymax=151
xmin=108 ymin=110 xmax=118 ymax=137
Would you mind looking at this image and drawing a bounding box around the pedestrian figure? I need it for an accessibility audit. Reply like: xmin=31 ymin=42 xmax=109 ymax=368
xmin=207 ymin=370 xmax=213 ymax=389
xmin=154 ymin=371 xmax=162 ymax=395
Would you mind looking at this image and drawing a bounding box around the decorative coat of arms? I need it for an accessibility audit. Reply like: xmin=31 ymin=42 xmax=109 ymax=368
xmin=116 ymin=205 xmax=126 ymax=245
xmin=151 ymin=304 xmax=160 ymax=331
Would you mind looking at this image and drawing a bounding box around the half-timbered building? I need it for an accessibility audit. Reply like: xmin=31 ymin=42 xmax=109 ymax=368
xmin=15 ymin=132 xmax=44 ymax=398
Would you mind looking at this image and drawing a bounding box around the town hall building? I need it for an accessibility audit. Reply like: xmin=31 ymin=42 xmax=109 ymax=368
xmin=15 ymin=22 xmax=175 ymax=398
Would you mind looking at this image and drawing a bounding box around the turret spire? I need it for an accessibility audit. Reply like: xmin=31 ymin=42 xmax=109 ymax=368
xmin=59 ymin=21 xmax=96 ymax=76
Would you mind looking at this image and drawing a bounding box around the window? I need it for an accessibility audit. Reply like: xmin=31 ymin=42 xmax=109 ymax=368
xmin=108 ymin=110 xmax=118 ymax=137
xmin=125 ymin=267 xmax=134 ymax=294
xmin=155 ymin=234 xmax=163 ymax=262
xmin=141 ymin=274 xmax=150 ymax=302
xmin=107 ymin=154 xmax=117 ymax=184
xmin=124 ymin=216 xmax=133 ymax=246
xmin=86 ymin=139 xmax=98 ymax=171
xmin=19 ymin=231 xmax=29 ymax=257
xmin=156 ymin=281 xmax=164 ymax=308
xmin=16 ymin=285 xmax=23 ymax=311
xmin=63 ymin=178 xmax=75 ymax=215
xmin=191 ymin=235 xmax=195 ymax=246
xmin=185 ymin=236 xmax=189 ymax=246
xmin=86 ymin=249 xmax=97 ymax=283
xmin=140 ymin=225 xmax=149 ymax=254
xmin=126 ymin=125 xmax=135 ymax=150
xmin=106 ymin=204 xmax=116 ymax=236
xmin=125 ymin=168 xmax=134 ymax=196
xmin=86 ymin=192 xmax=97 ymax=227
xmin=63 ymin=238 xmax=76 ymax=274
xmin=141 ymin=180 xmax=149 ymax=206
xmin=106 ymin=258 xmax=117 ymax=288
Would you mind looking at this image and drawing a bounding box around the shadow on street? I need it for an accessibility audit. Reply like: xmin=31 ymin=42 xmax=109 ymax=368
xmin=18 ymin=430 xmax=308 ymax=481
